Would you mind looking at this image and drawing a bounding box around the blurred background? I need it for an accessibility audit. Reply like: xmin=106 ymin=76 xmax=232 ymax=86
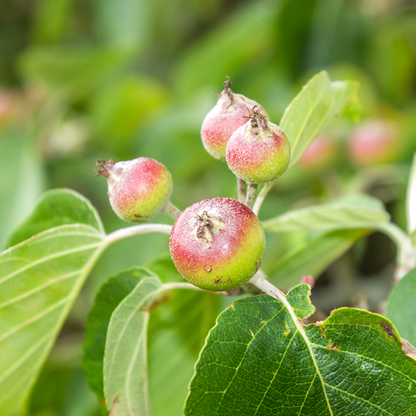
xmin=1 ymin=0 xmax=416 ymax=414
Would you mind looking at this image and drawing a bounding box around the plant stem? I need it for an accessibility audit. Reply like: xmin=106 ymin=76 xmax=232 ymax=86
xmin=245 ymin=183 xmax=258 ymax=209
xmin=377 ymin=222 xmax=416 ymax=281
xmin=161 ymin=282 xmax=229 ymax=296
xmin=249 ymin=271 xmax=286 ymax=302
xmin=252 ymin=181 xmax=275 ymax=215
xmin=163 ymin=201 xmax=182 ymax=220
xmin=105 ymin=223 xmax=172 ymax=247
xmin=237 ymin=177 xmax=247 ymax=203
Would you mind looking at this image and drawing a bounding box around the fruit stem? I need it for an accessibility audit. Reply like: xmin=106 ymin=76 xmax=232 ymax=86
xmin=237 ymin=177 xmax=247 ymax=203
xmin=249 ymin=271 xmax=286 ymax=302
xmin=245 ymin=183 xmax=258 ymax=209
xmin=163 ymin=201 xmax=182 ymax=220
xmin=104 ymin=224 xmax=172 ymax=247
xmin=161 ymin=282 xmax=229 ymax=296
xmin=252 ymin=180 xmax=275 ymax=215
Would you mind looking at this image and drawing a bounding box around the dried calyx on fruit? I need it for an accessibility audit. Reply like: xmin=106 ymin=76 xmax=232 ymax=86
xmin=201 ymin=77 xmax=268 ymax=160
xmin=169 ymin=198 xmax=265 ymax=291
xmin=96 ymin=157 xmax=173 ymax=223
xmin=226 ymin=108 xmax=291 ymax=183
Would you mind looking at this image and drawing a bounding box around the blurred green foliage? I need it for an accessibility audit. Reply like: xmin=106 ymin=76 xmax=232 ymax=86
xmin=0 ymin=0 xmax=415 ymax=414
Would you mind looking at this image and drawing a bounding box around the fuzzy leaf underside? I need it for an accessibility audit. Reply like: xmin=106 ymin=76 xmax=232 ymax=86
xmin=0 ymin=224 xmax=104 ymax=414
xmin=83 ymin=268 xmax=152 ymax=414
xmin=263 ymin=194 xmax=389 ymax=233
xmin=104 ymin=275 xmax=163 ymax=416
xmin=185 ymin=285 xmax=416 ymax=415
xmin=280 ymin=70 xmax=359 ymax=167
xmin=0 ymin=189 xmax=105 ymax=415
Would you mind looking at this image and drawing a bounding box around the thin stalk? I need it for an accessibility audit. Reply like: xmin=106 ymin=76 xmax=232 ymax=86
xmin=105 ymin=223 xmax=172 ymax=247
xmin=163 ymin=201 xmax=182 ymax=220
xmin=249 ymin=271 xmax=286 ymax=302
xmin=245 ymin=183 xmax=258 ymax=209
xmin=161 ymin=282 xmax=229 ymax=296
xmin=237 ymin=178 xmax=247 ymax=203
xmin=252 ymin=181 xmax=275 ymax=215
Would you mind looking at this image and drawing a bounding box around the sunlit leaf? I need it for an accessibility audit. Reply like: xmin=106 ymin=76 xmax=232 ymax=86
xmin=280 ymin=71 xmax=359 ymax=167
xmin=0 ymin=224 xmax=105 ymax=414
xmin=6 ymin=188 xmax=103 ymax=248
xmin=185 ymin=286 xmax=416 ymax=415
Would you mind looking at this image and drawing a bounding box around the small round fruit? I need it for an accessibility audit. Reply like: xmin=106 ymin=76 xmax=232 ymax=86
xmin=96 ymin=157 xmax=172 ymax=223
xmin=201 ymin=77 xmax=268 ymax=160
xmin=226 ymin=111 xmax=290 ymax=183
xmin=169 ymin=198 xmax=265 ymax=291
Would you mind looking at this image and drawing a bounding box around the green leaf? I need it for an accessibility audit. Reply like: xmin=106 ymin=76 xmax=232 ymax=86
xmin=407 ymin=154 xmax=416 ymax=235
xmin=83 ymin=267 xmax=152 ymax=413
xmin=0 ymin=224 xmax=105 ymax=414
xmin=386 ymin=268 xmax=416 ymax=347
xmin=185 ymin=287 xmax=416 ymax=415
xmin=267 ymin=229 xmax=368 ymax=289
xmin=263 ymin=194 xmax=389 ymax=233
xmin=6 ymin=188 xmax=104 ymax=248
xmin=280 ymin=71 xmax=359 ymax=167
xmin=104 ymin=275 xmax=163 ymax=416
xmin=149 ymin=289 xmax=221 ymax=416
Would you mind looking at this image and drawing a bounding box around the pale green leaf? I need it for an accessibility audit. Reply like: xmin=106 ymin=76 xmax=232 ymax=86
xmin=267 ymin=229 xmax=368 ymax=289
xmin=263 ymin=195 xmax=389 ymax=233
xmin=0 ymin=224 xmax=105 ymax=414
xmin=185 ymin=287 xmax=416 ymax=415
xmin=83 ymin=268 xmax=151 ymax=413
xmin=280 ymin=71 xmax=359 ymax=167
xmin=386 ymin=267 xmax=416 ymax=347
xmin=6 ymin=188 xmax=104 ymax=248
xmin=104 ymin=275 xmax=163 ymax=416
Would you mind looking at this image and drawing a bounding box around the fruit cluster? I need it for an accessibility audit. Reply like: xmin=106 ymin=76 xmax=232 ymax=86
xmin=97 ymin=78 xmax=290 ymax=291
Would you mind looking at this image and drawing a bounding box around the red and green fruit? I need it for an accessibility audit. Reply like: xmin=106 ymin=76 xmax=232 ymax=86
xmin=169 ymin=198 xmax=265 ymax=291
xmin=96 ymin=157 xmax=173 ymax=223
xmin=201 ymin=77 xmax=268 ymax=160
xmin=226 ymin=111 xmax=291 ymax=183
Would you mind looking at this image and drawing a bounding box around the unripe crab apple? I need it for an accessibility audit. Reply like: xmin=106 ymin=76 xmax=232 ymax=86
xmin=201 ymin=77 xmax=268 ymax=160
xmin=226 ymin=110 xmax=290 ymax=183
xmin=169 ymin=198 xmax=265 ymax=291
xmin=96 ymin=157 xmax=172 ymax=223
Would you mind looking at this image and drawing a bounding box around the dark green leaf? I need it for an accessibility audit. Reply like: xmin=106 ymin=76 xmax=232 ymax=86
xmin=185 ymin=287 xmax=416 ymax=415
xmin=6 ymin=188 xmax=104 ymax=248
xmin=83 ymin=267 xmax=154 ymax=413
xmin=386 ymin=268 xmax=416 ymax=347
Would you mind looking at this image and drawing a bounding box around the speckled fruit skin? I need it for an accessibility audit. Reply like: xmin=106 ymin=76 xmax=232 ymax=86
xmin=201 ymin=87 xmax=268 ymax=160
xmin=226 ymin=113 xmax=291 ymax=183
xmin=104 ymin=158 xmax=172 ymax=223
xmin=169 ymin=198 xmax=266 ymax=291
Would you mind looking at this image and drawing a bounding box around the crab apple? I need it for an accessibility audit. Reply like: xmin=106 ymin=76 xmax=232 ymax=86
xmin=169 ymin=198 xmax=265 ymax=291
xmin=96 ymin=157 xmax=173 ymax=223
xmin=226 ymin=111 xmax=290 ymax=183
xmin=299 ymin=135 xmax=337 ymax=170
xmin=201 ymin=77 xmax=268 ymax=160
